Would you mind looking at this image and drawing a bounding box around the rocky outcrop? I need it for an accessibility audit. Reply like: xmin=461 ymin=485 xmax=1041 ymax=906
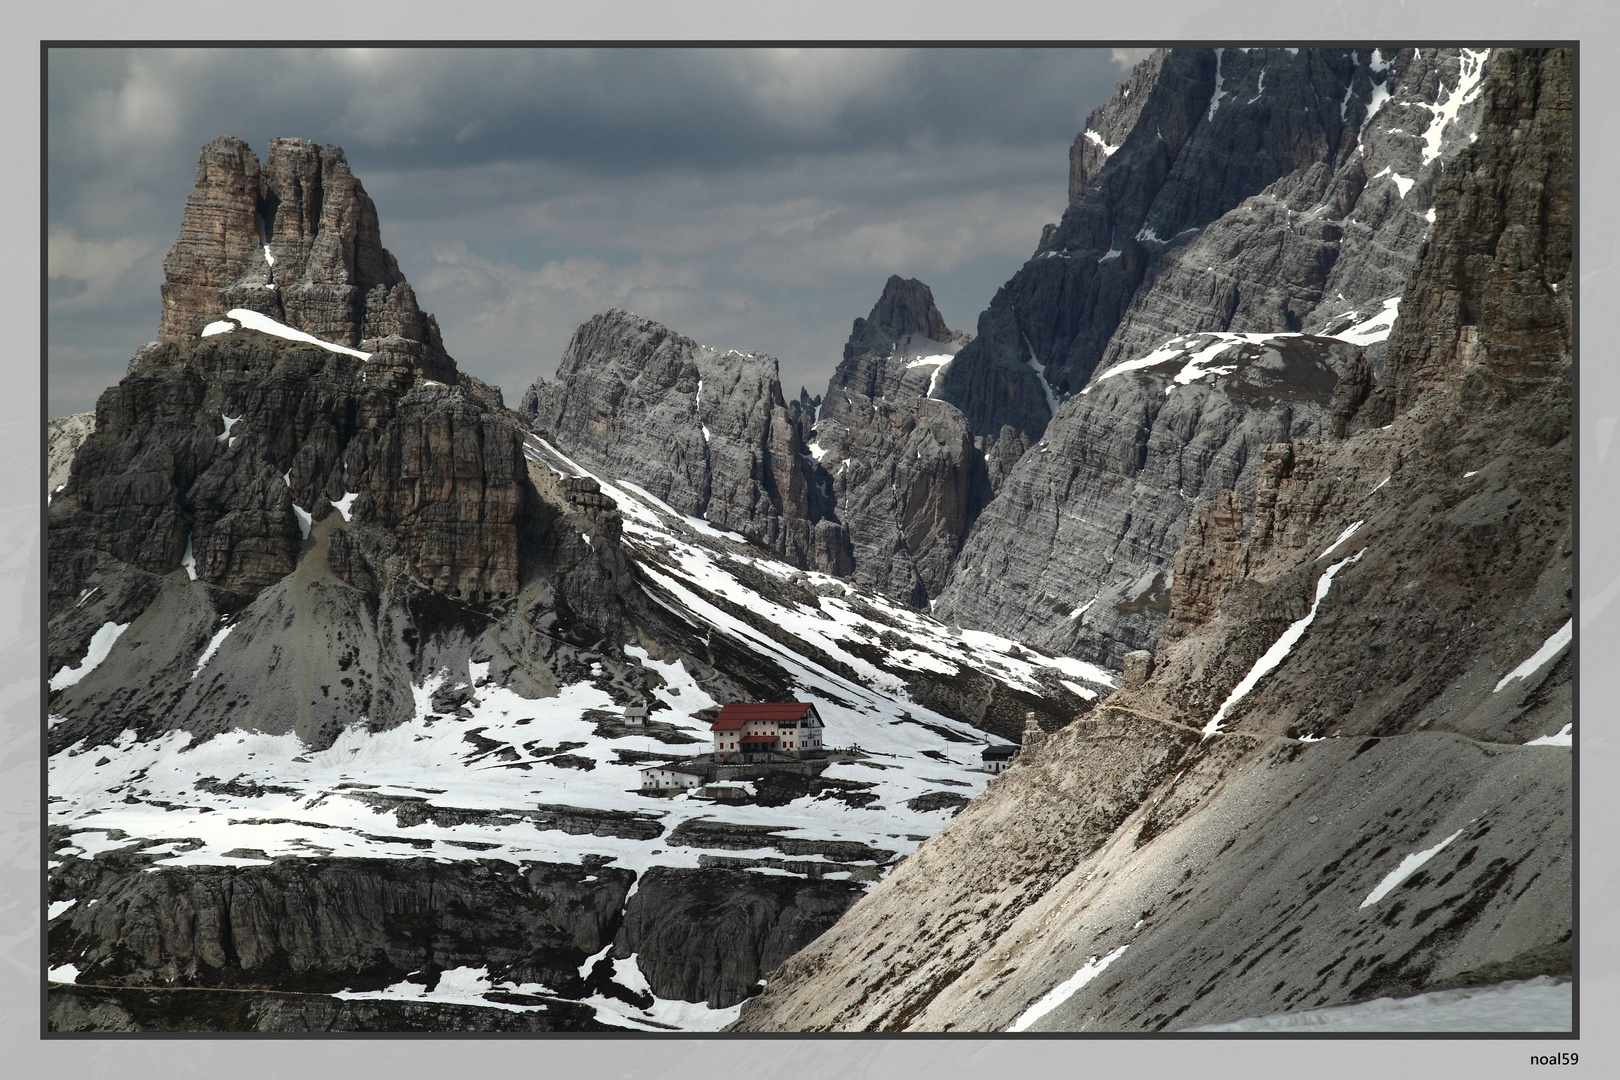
xmin=795 ymin=278 xmax=992 ymax=605
xmin=49 ymin=985 xmax=611 ymax=1033
xmin=732 ymin=47 xmax=1570 ymax=1034
xmin=934 ymin=48 xmax=1494 ymax=665
xmin=807 ymin=392 xmax=990 ymax=606
xmin=159 ymin=137 xmax=451 ymax=376
xmin=1376 ymin=48 xmax=1572 ymax=412
xmin=523 ymin=309 xmax=850 ymax=575
xmin=523 ymin=280 xmax=992 ymax=609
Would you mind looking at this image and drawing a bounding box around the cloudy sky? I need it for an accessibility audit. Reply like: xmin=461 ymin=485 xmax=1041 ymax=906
xmin=46 ymin=46 xmax=1147 ymax=416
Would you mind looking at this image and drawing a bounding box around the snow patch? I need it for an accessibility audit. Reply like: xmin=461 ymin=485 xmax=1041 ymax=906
xmin=1360 ymin=828 xmax=1464 ymax=908
xmin=191 ymin=623 xmax=236 ymax=680
xmin=1493 ymin=619 xmax=1572 ymax=692
xmin=201 ymin=320 xmax=236 ymax=338
xmin=182 ymin=535 xmax=197 ymax=580
xmin=1203 ymin=549 xmax=1365 ymax=737
xmin=1373 ymin=166 xmax=1415 ymax=198
xmin=1060 ymin=680 xmax=1099 ymax=701
xmin=292 ymin=503 xmax=312 ymax=540
xmin=332 ymin=491 xmax=359 ymax=521
xmin=1317 ymin=520 xmax=1364 ymax=562
xmin=216 ymin=414 xmax=241 ymax=444
xmin=1021 ymin=334 xmax=1063 ymax=416
xmin=1190 ymin=976 xmax=1569 ymax=1032
xmin=48 ymin=964 xmax=81 ymax=984
xmin=50 ymin=621 xmax=130 ymax=691
xmin=1526 ymin=723 xmax=1572 ymax=747
xmin=223 ymin=308 xmax=371 ymax=361
xmin=1090 ymin=332 xmax=1281 ymax=391
xmin=1419 ymin=49 xmax=1490 ymax=166
xmin=1206 ymin=48 xmax=1227 ymax=122
xmin=1007 ymin=945 xmax=1130 ymax=1031
xmin=1084 ymin=129 xmax=1120 ymax=157
xmin=1332 ymin=296 xmax=1401 ymax=348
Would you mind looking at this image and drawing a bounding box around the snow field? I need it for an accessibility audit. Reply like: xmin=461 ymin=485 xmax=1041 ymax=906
xmin=1188 ymin=975 xmax=1568 ymax=1032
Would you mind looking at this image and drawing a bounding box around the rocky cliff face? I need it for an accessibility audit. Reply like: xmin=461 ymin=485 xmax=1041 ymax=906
xmin=829 ymin=275 xmax=971 ymax=402
xmin=522 ymin=283 xmax=992 ymax=609
xmin=732 ymin=47 xmax=1570 ymax=1033
xmin=933 ymin=47 xmax=1492 ymax=666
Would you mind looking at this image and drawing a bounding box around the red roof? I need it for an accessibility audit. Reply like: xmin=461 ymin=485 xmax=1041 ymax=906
xmin=711 ymin=702 xmax=818 ymax=731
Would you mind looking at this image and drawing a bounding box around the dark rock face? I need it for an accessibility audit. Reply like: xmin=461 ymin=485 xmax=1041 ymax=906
xmin=728 ymin=48 xmax=1570 ymax=1035
xmin=160 ymin=136 xmax=451 ymax=374
xmin=935 ymin=333 xmax=1365 ymax=668
xmin=934 ymin=47 xmax=1493 ymax=664
xmin=49 ymin=853 xmax=635 ymax=997
xmin=613 ymin=866 xmax=867 ymax=1008
xmin=50 ymin=985 xmax=612 ymax=1033
xmin=810 ymin=391 xmax=990 ymax=606
xmin=523 ymin=308 xmax=851 ymax=576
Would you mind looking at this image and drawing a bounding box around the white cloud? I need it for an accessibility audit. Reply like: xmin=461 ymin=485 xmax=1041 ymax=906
xmin=1110 ymin=48 xmax=1155 ymax=71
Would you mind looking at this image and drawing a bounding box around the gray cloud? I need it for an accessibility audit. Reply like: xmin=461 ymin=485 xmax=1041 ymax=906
xmin=47 ymin=46 xmax=1130 ymax=415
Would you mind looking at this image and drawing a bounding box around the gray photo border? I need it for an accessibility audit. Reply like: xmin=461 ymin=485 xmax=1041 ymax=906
xmin=7 ymin=2 xmax=1613 ymax=1077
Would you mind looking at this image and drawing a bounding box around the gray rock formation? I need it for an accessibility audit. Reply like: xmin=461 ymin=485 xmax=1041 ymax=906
xmin=523 ymin=279 xmax=994 ymax=609
xmin=522 ymin=309 xmax=851 ymax=576
xmin=934 ymin=333 xmax=1368 ymax=668
xmin=731 ymin=47 xmax=1570 ymax=1034
xmin=935 ymin=48 xmax=1490 ymax=446
xmin=47 ymin=412 xmax=94 ymax=496
xmin=799 ymin=279 xmax=988 ymax=604
xmin=808 ymin=391 xmax=990 ymax=606
xmin=613 ymin=866 xmax=866 ymax=1008
xmin=49 ymin=851 xmax=635 ymax=996
xmin=934 ymin=47 xmax=1493 ymax=666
